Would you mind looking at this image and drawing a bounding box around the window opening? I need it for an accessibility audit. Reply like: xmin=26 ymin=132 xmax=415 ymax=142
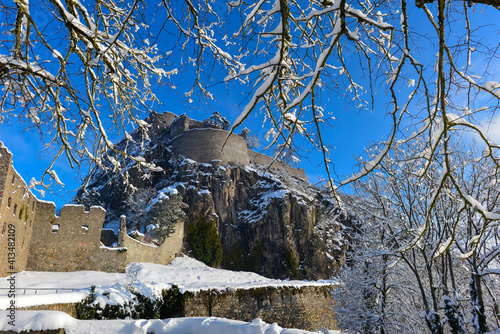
xmin=82 ymin=225 xmax=89 ymax=234
xmin=52 ymin=224 xmax=60 ymax=233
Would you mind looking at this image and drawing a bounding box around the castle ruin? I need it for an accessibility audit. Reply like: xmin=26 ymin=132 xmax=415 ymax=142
xmin=0 ymin=111 xmax=307 ymax=277
xmin=151 ymin=111 xmax=307 ymax=180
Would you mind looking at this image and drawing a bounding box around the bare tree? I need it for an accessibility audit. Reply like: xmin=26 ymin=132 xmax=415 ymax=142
xmin=2 ymin=0 xmax=500 ymax=251
xmin=339 ymin=140 xmax=500 ymax=333
xmin=0 ymin=0 xmax=170 ymax=191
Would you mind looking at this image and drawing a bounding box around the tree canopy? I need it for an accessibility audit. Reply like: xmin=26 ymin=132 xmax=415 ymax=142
xmin=2 ymin=2 xmax=500 ymax=331
xmin=1 ymin=0 xmax=500 ymax=223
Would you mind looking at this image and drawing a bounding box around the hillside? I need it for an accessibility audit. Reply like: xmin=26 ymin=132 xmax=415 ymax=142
xmin=77 ymin=111 xmax=354 ymax=279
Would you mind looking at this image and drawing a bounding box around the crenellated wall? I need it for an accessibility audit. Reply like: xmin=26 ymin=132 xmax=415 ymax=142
xmin=0 ymin=144 xmax=38 ymax=276
xmin=26 ymin=203 xmax=127 ymax=273
xmin=0 ymin=144 xmax=184 ymax=276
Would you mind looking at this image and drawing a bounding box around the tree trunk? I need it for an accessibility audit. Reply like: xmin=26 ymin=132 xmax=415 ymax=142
xmin=469 ymin=259 xmax=489 ymax=334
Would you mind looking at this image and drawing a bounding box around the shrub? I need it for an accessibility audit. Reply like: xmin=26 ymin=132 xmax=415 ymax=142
xmin=186 ymin=217 xmax=223 ymax=267
xmin=76 ymin=286 xmax=157 ymax=320
xmin=159 ymin=285 xmax=189 ymax=318
xmin=75 ymin=285 xmax=190 ymax=320
xmin=76 ymin=286 xmax=99 ymax=320
xmin=284 ymin=248 xmax=300 ymax=279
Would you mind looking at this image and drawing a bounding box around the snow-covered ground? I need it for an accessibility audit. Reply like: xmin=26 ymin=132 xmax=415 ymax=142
xmin=0 ymin=311 xmax=341 ymax=334
xmin=0 ymin=256 xmax=333 ymax=309
xmin=0 ymin=257 xmax=338 ymax=333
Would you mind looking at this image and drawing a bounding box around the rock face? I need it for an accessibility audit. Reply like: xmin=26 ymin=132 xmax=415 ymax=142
xmin=77 ymin=113 xmax=353 ymax=280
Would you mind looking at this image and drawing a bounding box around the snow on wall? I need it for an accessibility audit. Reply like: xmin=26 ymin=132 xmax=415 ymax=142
xmin=118 ymin=216 xmax=184 ymax=266
xmin=0 ymin=145 xmax=182 ymax=277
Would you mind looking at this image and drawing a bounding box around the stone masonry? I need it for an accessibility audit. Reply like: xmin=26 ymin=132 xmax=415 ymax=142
xmin=14 ymin=285 xmax=337 ymax=332
xmin=184 ymin=286 xmax=337 ymax=331
xmin=0 ymin=144 xmax=184 ymax=276
xmin=0 ymin=111 xmax=308 ymax=276
xmin=0 ymin=144 xmax=38 ymax=276
xmin=154 ymin=111 xmax=308 ymax=180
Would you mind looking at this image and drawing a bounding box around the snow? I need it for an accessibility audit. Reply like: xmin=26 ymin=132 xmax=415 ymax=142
xmin=0 ymin=311 xmax=332 ymax=334
xmin=145 ymin=185 xmax=180 ymax=212
xmin=0 ymin=257 xmax=336 ymax=333
xmin=464 ymin=194 xmax=500 ymax=220
xmin=146 ymin=224 xmax=159 ymax=232
xmin=0 ymin=257 xmax=332 ymax=309
xmin=199 ymin=189 xmax=211 ymax=195
xmin=436 ymin=236 xmax=453 ymax=257
xmin=0 ymin=55 xmax=56 ymax=81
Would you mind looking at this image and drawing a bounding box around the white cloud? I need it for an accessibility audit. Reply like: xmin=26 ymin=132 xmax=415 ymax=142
xmin=480 ymin=113 xmax=500 ymax=145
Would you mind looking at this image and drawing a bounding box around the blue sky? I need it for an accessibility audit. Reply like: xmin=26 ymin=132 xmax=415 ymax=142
xmin=1 ymin=1 xmax=498 ymax=208
xmin=0 ymin=76 xmax=391 ymax=208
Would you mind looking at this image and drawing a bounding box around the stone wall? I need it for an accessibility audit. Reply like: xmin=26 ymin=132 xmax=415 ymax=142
xmin=184 ymin=285 xmax=336 ymax=331
xmin=163 ymin=113 xmax=308 ymax=180
xmin=0 ymin=144 xmax=12 ymax=204
xmin=24 ymin=204 xmax=185 ymax=273
xmin=19 ymin=285 xmax=337 ymax=332
xmin=148 ymin=111 xmax=177 ymax=137
xmin=0 ymin=142 xmax=187 ymax=276
xmin=248 ymin=150 xmax=308 ymax=180
xmin=19 ymin=303 xmax=77 ymax=318
xmin=169 ymin=114 xmax=191 ymax=138
xmin=119 ymin=217 xmax=184 ymax=266
xmin=25 ymin=204 xmax=127 ymax=273
xmin=170 ymin=128 xmax=251 ymax=165
xmin=0 ymin=144 xmax=37 ymax=276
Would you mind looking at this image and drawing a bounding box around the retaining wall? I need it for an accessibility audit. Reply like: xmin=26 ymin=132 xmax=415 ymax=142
xmin=18 ymin=285 xmax=337 ymax=332
xmin=184 ymin=286 xmax=336 ymax=331
xmin=248 ymin=150 xmax=308 ymax=180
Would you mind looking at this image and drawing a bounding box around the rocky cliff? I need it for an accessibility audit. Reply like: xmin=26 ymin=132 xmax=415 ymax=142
xmin=77 ymin=113 xmax=354 ymax=280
